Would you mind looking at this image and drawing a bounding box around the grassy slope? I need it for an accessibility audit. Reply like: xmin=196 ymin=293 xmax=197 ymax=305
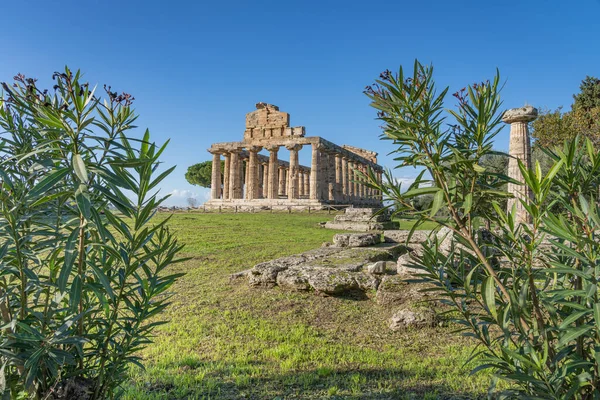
xmin=123 ymin=212 xmax=488 ymax=400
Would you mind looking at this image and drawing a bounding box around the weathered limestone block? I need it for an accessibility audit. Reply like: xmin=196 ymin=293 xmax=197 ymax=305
xmin=248 ymin=255 xmax=306 ymax=287
xmin=332 ymin=233 xmax=381 ymax=248
xmin=276 ymin=267 xmax=312 ymax=291
xmin=383 ymin=230 xmax=429 ymax=244
xmin=307 ymin=270 xmax=359 ymax=295
xmin=396 ymin=250 xmax=423 ymax=275
xmin=366 ymin=261 xmax=393 ymax=275
xmin=354 ymin=273 xmax=381 ymax=291
xmin=389 ymin=305 xmax=437 ymax=331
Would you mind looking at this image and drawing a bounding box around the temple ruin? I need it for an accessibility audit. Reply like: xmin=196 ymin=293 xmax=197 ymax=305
xmin=205 ymin=103 xmax=384 ymax=209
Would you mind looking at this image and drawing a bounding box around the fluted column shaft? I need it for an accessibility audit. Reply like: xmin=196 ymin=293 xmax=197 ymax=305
xmin=310 ymin=144 xmax=321 ymax=200
xmin=334 ymin=154 xmax=342 ymax=203
xmin=507 ymin=121 xmax=533 ymax=222
xmin=327 ymin=153 xmax=335 ymax=202
xmin=223 ymin=154 xmax=230 ymax=200
xmin=229 ymin=150 xmax=242 ymax=199
xmin=341 ymin=158 xmax=348 ymax=203
xmin=286 ymin=144 xmax=302 ymax=200
xmin=247 ymin=146 xmax=261 ymax=200
xmin=210 ymin=152 xmax=221 ymax=200
xmin=262 ymin=163 xmax=268 ymax=198
xmin=267 ymin=146 xmax=279 ymax=199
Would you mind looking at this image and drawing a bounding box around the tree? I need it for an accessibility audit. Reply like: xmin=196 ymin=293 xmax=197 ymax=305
xmin=0 ymin=69 xmax=185 ymax=398
xmin=365 ymin=60 xmax=600 ymax=398
xmin=532 ymin=76 xmax=600 ymax=147
xmin=573 ymin=75 xmax=600 ymax=111
xmin=185 ymin=161 xmax=213 ymax=188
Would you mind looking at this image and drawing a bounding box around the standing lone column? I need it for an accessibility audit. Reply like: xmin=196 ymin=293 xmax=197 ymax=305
xmin=210 ymin=151 xmax=222 ymax=200
xmin=286 ymin=144 xmax=302 ymax=200
xmin=247 ymin=146 xmax=262 ymax=200
xmin=502 ymin=106 xmax=538 ymax=224
xmin=267 ymin=145 xmax=280 ymax=199
xmin=222 ymin=152 xmax=230 ymax=200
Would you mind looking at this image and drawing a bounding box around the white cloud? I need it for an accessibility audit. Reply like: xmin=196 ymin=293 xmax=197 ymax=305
xmin=168 ymin=189 xmax=199 ymax=199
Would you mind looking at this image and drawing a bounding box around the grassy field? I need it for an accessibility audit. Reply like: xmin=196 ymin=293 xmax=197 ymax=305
xmin=122 ymin=212 xmax=488 ymax=400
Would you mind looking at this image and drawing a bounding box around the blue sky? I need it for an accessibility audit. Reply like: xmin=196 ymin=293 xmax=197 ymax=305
xmin=2 ymin=0 xmax=599 ymax=205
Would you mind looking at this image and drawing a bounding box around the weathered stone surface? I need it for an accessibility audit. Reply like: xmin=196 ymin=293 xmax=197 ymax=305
xmin=396 ymin=250 xmax=422 ymax=275
xmin=307 ymin=270 xmax=359 ymax=295
xmin=332 ymin=233 xmax=381 ymax=248
xmin=324 ymin=208 xmax=399 ymax=232
xmin=389 ymin=305 xmax=437 ymax=331
xmin=355 ymin=273 xmax=381 ymax=291
xmin=366 ymin=261 xmax=387 ymax=274
xmin=501 ymin=105 xmax=538 ymax=123
xmin=229 ymin=269 xmax=252 ymax=282
xmin=276 ymin=268 xmax=311 ymax=291
xmin=383 ymin=230 xmax=429 ymax=244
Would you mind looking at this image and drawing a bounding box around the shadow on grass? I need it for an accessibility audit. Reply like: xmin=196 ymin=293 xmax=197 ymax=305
xmin=135 ymin=364 xmax=484 ymax=400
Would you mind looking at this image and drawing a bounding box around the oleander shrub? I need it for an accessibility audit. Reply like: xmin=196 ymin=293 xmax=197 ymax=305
xmin=0 ymin=69 xmax=185 ymax=399
xmin=364 ymin=61 xmax=600 ymax=398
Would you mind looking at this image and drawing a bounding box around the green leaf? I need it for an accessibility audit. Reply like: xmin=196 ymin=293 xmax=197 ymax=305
xmin=73 ymin=153 xmax=88 ymax=183
xmin=558 ymin=325 xmax=594 ymax=347
xmin=75 ymin=184 xmax=92 ymax=220
xmin=482 ymin=276 xmax=497 ymax=319
xmin=28 ymin=167 xmax=70 ymax=198
xmin=463 ymin=193 xmax=473 ymax=214
xmin=430 ymin=189 xmax=444 ymax=217
xmin=58 ymin=228 xmax=79 ymax=292
xmin=90 ymin=264 xmax=114 ymax=300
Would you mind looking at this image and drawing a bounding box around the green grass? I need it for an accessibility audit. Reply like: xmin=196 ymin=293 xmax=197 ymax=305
xmin=122 ymin=211 xmax=489 ymax=399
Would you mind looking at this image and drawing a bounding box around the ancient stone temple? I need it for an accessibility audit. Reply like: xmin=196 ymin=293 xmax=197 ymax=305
xmin=502 ymin=105 xmax=538 ymax=224
xmin=205 ymin=103 xmax=384 ymax=209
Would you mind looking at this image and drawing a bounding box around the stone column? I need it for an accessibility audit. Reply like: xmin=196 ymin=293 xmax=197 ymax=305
xmin=210 ymin=151 xmax=222 ymax=200
xmin=351 ymin=163 xmax=359 ymax=201
xmin=278 ymin=167 xmax=286 ymax=196
xmin=303 ymin=171 xmax=310 ymax=197
xmin=299 ymin=171 xmax=304 ymax=197
xmin=262 ymin=163 xmax=269 ymax=198
xmin=229 ymin=149 xmax=242 ymax=199
xmin=502 ymin=106 xmax=537 ymax=224
xmin=222 ymin=153 xmax=230 ymax=200
xmin=243 ymin=158 xmax=249 ymax=199
xmin=310 ymin=143 xmax=322 ymax=200
xmin=267 ymin=145 xmax=279 ymax=199
xmin=286 ymin=144 xmax=302 ymax=200
xmin=341 ymin=157 xmax=348 ymax=203
xmin=357 ymin=164 xmax=364 ymax=201
xmin=334 ymin=154 xmax=343 ymax=203
xmin=348 ymin=161 xmax=354 ymax=202
xmin=246 ymin=146 xmax=262 ymax=200
xmin=327 ymin=153 xmax=335 ymax=202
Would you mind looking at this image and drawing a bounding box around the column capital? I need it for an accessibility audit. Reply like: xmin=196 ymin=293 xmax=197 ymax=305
xmin=265 ymin=144 xmax=280 ymax=152
xmin=285 ymin=143 xmax=303 ymax=151
xmin=247 ymin=145 xmax=263 ymax=153
xmin=502 ymin=106 xmax=538 ymax=124
xmin=229 ymin=147 xmax=243 ymax=154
